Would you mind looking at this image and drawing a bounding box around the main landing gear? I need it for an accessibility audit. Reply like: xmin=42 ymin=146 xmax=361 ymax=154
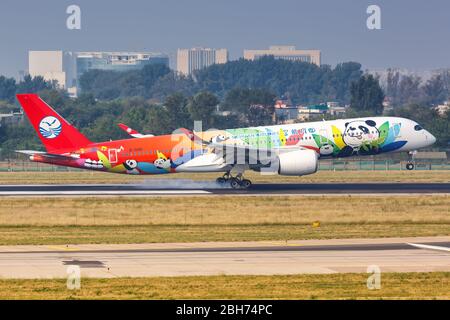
xmin=216 ymin=172 xmax=252 ymax=189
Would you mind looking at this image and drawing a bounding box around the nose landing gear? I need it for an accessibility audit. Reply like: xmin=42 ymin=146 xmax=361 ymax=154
xmin=406 ymin=162 xmax=415 ymax=170
xmin=216 ymin=172 xmax=252 ymax=189
xmin=406 ymin=150 xmax=417 ymax=170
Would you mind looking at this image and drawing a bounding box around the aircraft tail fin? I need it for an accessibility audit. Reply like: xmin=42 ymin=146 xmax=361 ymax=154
xmin=16 ymin=94 xmax=92 ymax=152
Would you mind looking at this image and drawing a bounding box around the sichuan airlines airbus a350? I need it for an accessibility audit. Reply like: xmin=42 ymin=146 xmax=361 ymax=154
xmin=16 ymin=94 xmax=436 ymax=189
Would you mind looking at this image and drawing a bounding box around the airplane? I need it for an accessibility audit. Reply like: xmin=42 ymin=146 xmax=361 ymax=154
xmin=15 ymin=94 xmax=436 ymax=189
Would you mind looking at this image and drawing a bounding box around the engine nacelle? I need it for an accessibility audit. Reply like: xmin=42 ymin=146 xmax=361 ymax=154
xmin=277 ymin=149 xmax=318 ymax=176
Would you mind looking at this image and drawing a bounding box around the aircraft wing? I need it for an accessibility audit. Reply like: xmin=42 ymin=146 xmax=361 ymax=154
xmin=176 ymin=141 xmax=314 ymax=173
xmin=206 ymin=142 xmax=310 ymax=166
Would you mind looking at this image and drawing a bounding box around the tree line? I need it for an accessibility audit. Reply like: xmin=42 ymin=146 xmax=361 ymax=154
xmin=0 ymin=58 xmax=449 ymax=159
xmin=78 ymin=57 xmax=364 ymax=106
xmin=385 ymin=69 xmax=450 ymax=107
xmin=0 ymin=75 xmax=55 ymax=112
xmin=383 ymin=70 xmax=450 ymax=148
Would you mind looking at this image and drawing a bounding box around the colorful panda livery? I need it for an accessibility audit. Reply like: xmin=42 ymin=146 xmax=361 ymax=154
xmin=16 ymin=94 xmax=437 ymax=189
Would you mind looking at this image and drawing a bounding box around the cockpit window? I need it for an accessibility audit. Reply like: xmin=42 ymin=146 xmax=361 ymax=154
xmin=414 ymin=124 xmax=423 ymax=131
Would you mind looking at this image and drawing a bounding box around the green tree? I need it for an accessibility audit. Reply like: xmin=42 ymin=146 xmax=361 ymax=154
xmin=349 ymin=74 xmax=385 ymax=115
xmin=222 ymin=88 xmax=276 ymax=126
xmin=397 ymin=75 xmax=422 ymax=106
xmin=422 ymin=74 xmax=447 ymax=106
xmin=386 ymin=68 xmax=400 ymax=106
xmin=162 ymin=93 xmax=191 ymax=131
xmin=328 ymin=62 xmax=363 ymax=103
xmin=150 ymin=72 xmax=197 ymax=101
xmin=0 ymin=76 xmax=17 ymax=102
xmin=16 ymin=75 xmax=53 ymax=94
xmin=187 ymin=92 xmax=219 ymax=128
xmin=79 ymin=64 xmax=170 ymax=99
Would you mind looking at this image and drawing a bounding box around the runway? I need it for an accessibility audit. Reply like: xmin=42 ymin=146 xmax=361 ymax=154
xmin=0 ymin=237 xmax=449 ymax=278
xmin=0 ymin=182 xmax=449 ymax=196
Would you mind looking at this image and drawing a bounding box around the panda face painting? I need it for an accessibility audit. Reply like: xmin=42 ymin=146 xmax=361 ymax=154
xmin=319 ymin=143 xmax=334 ymax=156
xmin=154 ymin=158 xmax=171 ymax=169
xmin=123 ymin=159 xmax=137 ymax=170
xmin=210 ymin=134 xmax=227 ymax=144
xmin=343 ymin=120 xmax=380 ymax=147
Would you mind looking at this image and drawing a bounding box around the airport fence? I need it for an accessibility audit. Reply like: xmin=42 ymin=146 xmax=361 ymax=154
xmin=0 ymin=159 xmax=449 ymax=172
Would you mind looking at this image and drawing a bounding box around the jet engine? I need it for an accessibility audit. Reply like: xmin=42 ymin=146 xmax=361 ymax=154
xmin=277 ymin=149 xmax=318 ymax=176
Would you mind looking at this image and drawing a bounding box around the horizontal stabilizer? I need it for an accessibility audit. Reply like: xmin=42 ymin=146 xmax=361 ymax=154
xmin=15 ymin=150 xmax=79 ymax=161
xmin=14 ymin=150 xmax=46 ymax=156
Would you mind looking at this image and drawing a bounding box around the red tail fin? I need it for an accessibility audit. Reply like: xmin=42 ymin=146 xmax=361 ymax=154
xmin=16 ymin=94 xmax=92 ymax=152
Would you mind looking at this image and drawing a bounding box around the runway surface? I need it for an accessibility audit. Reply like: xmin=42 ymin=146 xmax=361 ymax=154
xmin=0 ymin=237 xmax=449 ymax=278
xmin=0 ymin=182 xmax=449 ymax=196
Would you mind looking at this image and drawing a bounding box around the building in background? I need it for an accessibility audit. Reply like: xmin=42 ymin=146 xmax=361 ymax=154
xmin=275 ymin=100 xmax=346 ymax=123
xmin=75 ymin=52 xmax=168 ymax=76
xmin=28 ymin=51 xmax=169 ymax=97
xmin=177 ymin=48 xmax=228 ymax=75
xmin=0 ymin=111 xmax=23 ymax=127
xmin=244 ymin=45 xmax=321 ymax=66
xmin=434 ymin=101 xmax=450 ymax=116
xmin=28 ymin=51 xmax=76 ymax=89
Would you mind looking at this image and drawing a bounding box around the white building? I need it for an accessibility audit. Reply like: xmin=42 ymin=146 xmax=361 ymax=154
xmin=28 ymin=51 xmax=76 ymax=89
xmin=434 ymin=101 xmax=450 ymax=116
xmin=177 ymin=48 xmax=228 ymax=75
xmin=244 ymin=45 xmax=321 ymax=66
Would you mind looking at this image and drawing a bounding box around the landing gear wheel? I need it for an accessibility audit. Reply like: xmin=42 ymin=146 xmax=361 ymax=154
xmin=406 ymin=163 xmax=415 ymax=170
xmin=230 ymin=178 xmax=242 ymax=189
xmin=216 ymin=177 xmax=226 ymax=184
xmin=241 ymin=179 xmax=252 ymax=189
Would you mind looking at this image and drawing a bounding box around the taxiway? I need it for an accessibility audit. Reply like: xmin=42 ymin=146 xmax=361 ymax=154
xmin=0 ymin=237 xmax=448 ymax=278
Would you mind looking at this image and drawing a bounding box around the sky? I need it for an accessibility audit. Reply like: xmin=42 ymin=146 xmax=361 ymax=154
xmin=0 ymin=0 xmax=449 ymax=78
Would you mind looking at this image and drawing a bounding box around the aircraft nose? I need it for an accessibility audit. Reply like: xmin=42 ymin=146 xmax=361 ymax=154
xmin=427 ymin=131 xmax=436 ymax=145
xmin=429 ymin=133 xmax=436 ymax=144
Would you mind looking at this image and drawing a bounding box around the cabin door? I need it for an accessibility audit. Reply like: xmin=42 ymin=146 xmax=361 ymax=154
xmin=108 ymin=149 xmax=118 ymax=164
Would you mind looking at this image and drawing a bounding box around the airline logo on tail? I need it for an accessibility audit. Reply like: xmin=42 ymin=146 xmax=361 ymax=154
xmin=39 ymin=116 xmax=62 ymax=139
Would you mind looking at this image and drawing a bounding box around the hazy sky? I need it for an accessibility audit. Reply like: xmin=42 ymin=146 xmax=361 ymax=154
xmin=0 ymin=0 xmax=449 ymax=77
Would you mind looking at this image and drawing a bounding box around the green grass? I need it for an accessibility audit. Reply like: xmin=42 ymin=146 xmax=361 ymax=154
xmin=0 ymin=223 xmax=448 ymax=245
xmin=1 ymin=272 xmax=448 ymax=299
xmin=0 ymin=195 xmax=448 ymax=245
